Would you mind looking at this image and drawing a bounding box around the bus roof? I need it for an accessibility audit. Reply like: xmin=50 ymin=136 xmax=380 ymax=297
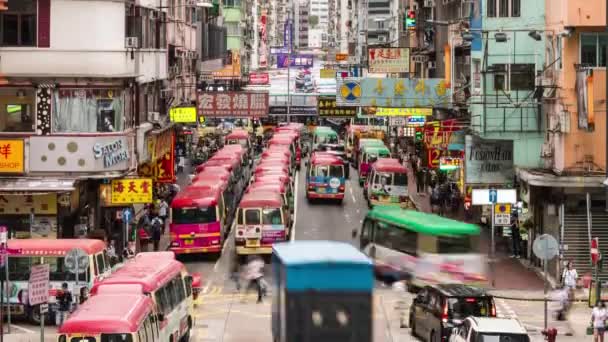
xmin=226 ymin=130 xmax=249 ymax=139
xmin=193 ymin=170 xmax=230 ymax=182
xmin=362 ymin=145 xmax=390 ymax=154
xmin=373 ymin=158 xmax=407 ymax=173
xmin=256 ymin=163 xmax=290 ymax=172
xmin=248 ymin=182 xmax=286 ymax=193
xmin=262 ymin=150 xmax=290 ymax=157
xmin=7 ymin=238 xmax=106 ymax=256
xmin=189 ymin=180 xmax=227 ymax=192
xmin=314 ymin=126 xmax=336 ymax=133
xmin=91 ymin=254 xmax=185 ymax=293
xmin=347 ymin=125 xmax=369 ymax=133
xmin=272 ymin=241 xmax=373 ymax=291
xmin=358 ymin=138 xmax=385 ymax=147
xmin=196 ymin=160 xmax=233 ymax=173
xmin=58 ymin=293 xmax=153 ymax=334
xmin=367 ymin=207 xmax=480 ymax=236
xmin=255 ymin=174 xmax=290 ymax=184
xmin=310 ymin=154 xmax=344 ymax=166
xmin=171 ymin=188 xmax=220 ymax=208
xmin=239 ymin=191 xmax=283 ymax=208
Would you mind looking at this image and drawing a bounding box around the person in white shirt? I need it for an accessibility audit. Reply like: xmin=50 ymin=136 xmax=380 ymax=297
xmin=244 ymin=256 xmax=265 ymax=303
xmin=592 ymin=301 xmax=607 ymax=342
xmin=562 ymin=261 xmax=578 ymax=300
xmin=158 ymin=199 xmax=169 ymax=234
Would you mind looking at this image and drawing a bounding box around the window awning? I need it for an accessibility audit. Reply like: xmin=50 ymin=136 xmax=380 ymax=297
xmin=518 ymin=169 xmax=605 ymax=188
xmin=0 ymin=178 xmax=76 ymax=193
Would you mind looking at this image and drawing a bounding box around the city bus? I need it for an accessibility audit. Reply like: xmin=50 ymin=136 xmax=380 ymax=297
xmin=306 ymin=153 xmax=345 ymax=203
xmin=356 ymin=207 xmax=486 ymax=291
xmin=358 ymin=145 xmax=391 ymax=185
xmin=247 ymin=181 xmax=294 ymax=217
xmin=58 ymin=286 xmax=159 ymax=342
xmin=235 ymin=191 xmax=290 ymax=257
xmin=312 ymin=127 xmax=339 ymax=151
xmin=365 ymin=158 xmax=413 ymax=208
xmin=91 ymin=252 xmax=195 ymax=342
xmin=354 ymin=138 xmax=386 ymax=166
xmin=225 ymin=129 xmax=251 ymax=149
xmin=6 ymin=239 xmax=110 ymax=323
xmin=345 ymin=125 xmax=369 ymax=160
xmin=169 ymin=187 xmax=227 ymax=255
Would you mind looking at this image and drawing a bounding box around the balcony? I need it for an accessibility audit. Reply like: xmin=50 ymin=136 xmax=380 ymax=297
xmin=563 ymin=0 xmax=606 ymax=27
xmin=0 ymin=48 xmax=167 ymax=83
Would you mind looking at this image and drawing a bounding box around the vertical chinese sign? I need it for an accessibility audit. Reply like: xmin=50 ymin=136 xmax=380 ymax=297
xmin=110 ymin=178 xmax=154 ymax=204
xmin=423 ymin=120 xmax=459 ymax=169
xmin=138 ymin=130 xmax=175 ymax=183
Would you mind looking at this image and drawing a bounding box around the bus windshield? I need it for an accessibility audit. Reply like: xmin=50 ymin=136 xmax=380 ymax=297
xmin=101 ymin=334 xmax=134 ymax=342
xmin=9 ymin=256 xmax=89 ymax=282
xmin=262 ymin=208 xmax=283 ymax=225
xmin=394 ymin=172 xmax=408 ymax=186
xmin=173 ymin=207 xmax=217 ymax=224
xmin=437 ymin=235 xmax=472 ymax=254
xmin=315 ymin=165 xmax=344 ymax=178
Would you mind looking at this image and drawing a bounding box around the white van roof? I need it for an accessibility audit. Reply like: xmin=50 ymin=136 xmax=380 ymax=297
xmin=469 ymin=317 xmax=527 ymax=334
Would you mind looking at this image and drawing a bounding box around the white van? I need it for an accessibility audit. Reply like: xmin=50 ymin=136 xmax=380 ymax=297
xmin=449 ymin=317 xmax=529 ymax=342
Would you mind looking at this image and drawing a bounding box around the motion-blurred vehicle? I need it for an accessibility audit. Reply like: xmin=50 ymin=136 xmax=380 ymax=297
xmin=409 ymin=284 xmax=497 ymax=342
xmin=314 ymin=143 xmax=350 ymax=178
xmin=271 ymin=241 xmax=373 ymax=342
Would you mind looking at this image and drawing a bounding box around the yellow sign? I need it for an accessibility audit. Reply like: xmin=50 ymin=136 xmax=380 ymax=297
xmin=320 ymin=69 xmax=337 ymax=79
xmin=336 ymin=53 xmax=348 ymax=61
xmin=374 ymin=107 xmax=433 ymax=116
xmin=111 ymin=178 xmax=153 ymax=204
xmin=0 ymin=139 xmax=24 ymax=173
xmin=494 ymin=204 xmax=511 ymax=214
xmin=199 ymin=116 xmax=206 ymax=124
xmin=0 ymin=194 xmax=57 ymax=215
xmin=169 ymin=107 xmax=197 ymax=123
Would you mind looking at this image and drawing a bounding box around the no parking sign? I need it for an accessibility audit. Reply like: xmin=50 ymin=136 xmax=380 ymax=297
xmin=494 ymin=203 xmax=511 ymax=226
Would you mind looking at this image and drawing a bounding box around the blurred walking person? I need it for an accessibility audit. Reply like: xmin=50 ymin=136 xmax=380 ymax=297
xmin=150 ymin=215 xmax=163 ymax=251
xmin=245 ymin=256 xmax=266 ymax=303
xmin=55 ymin=283 xmax=72 ymax=326
xmin=592 ymin=301 xmax=607 ymax=342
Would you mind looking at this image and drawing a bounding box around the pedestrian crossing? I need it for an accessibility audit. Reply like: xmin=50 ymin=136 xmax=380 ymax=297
xmin=495 ymin=298 xmax=518 ymax=319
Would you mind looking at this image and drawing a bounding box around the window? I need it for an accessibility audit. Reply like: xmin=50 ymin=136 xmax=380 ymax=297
xmin=245 ymin=209 xmax=261 ymax=225
xmin=448 ymin=297 xmax=493 ymax=319
xmin=394 ymin=172 xmax=408 ymax=186
xmin=511 ymin=0 xmax=520 ymax=17
xmin=580 ymin=33 xmax=608 ymax=68
xmin=52 ymin=89 xmax=124 ymax=133
xmin=487 ymin=0 xmax=519 ymax=18
xmin=144 ymin=318 xmax=154 ymax=342
xmin=237 ymin=209 xmax=243 ymax=225
xmin=0 ymin=0 xmax=37 ymax=47
xmin=185 ymin=276 xmax=193 ymax=297
xmin=155 ymin=289 xmax=168 ymax=314
xmin=478 ymin=334 xmax=530 ymax=342
xmin=374 ymin=222 xmax=417 ymax=255
xmin=487 ymin=0 xmax=496 ymax=17
xmin=101 ymin=334 xmax=133 ymax=342
xmin=510 ymin=64 xmax=535 ymax=90
xmin=262 ymin=208 xmax=283 ymax=225
xmin=3 ymin=103 xmax=33 ymax=132
xmin=165 ymin=281 xmax=177 ymax=309
xmin=175 ymin=277 xmax=186 ymax=302
xmin=360 ymin=219 xmax=374 ymax=246
xmin=437 ymin=235 xmax=472 ymax=253
xmin=498 ymin=0 xmax=508 ymax=17
xmin=172 ymin=206 xmax=217 ymax=224
xmin=226 ymin=23 xmax=240 ymax=36
xmin=95 ymin=253 xmax=105 ymax=276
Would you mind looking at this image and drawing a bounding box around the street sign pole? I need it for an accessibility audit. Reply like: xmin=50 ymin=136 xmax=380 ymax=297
xmin=39 ymin=304 xmax=44 ymax=342
xmin=532 ymin=234 xmax=559 ymax=331
xmin=544 ymin=237 xmax=548 ymax=330
xmin=490 ymin=202 xmax=496 ymax=287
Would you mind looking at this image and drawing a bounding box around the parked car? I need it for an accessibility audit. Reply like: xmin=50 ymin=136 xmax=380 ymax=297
xmin=409 ymin=284 xmax=497 ymax=342
xmin=448 ymin=317 xmax=529 ymax=342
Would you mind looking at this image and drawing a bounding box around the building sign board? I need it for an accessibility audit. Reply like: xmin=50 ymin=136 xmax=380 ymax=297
xmin=169 ymin=107 xmax=197 ymax=123
xmin=465 ymin=135 xmax=515 ymax=185
xmin=268 ymin=106 xmax=317 ymax=115
xmin=368 ymin=48 xmax=410 ymax=73
xmin=28 ymin=264 xmax=50 ymax=306
xmin=0 ymin=139 xmax=24 ymax=174
xmin=335 ymin=53 xmax=348 ymax=61
xmin=320 ymin=69 xmax=337 ymax=79
xmin=277 ymin=54 xmax=314 ymax=68
xmin=336 ymin=78 xmax=452 ymax=107
xmin=249 ymin=72 xmax=270 ymax=85
xmin=374 ymin=107 xmax=433 ymax=116
xmin=29 ymin=136 xmax=132 ymax=172
xmin=318 ymin=96 xmax=357 ymax=117
xmin=0 ymin=194 xmax=57 ymax=215
xmin=111 ymin=178 xmax=153 ymax=204
xmin=198 ymin=92 xmax=269 ymax=117
xmin=406 ymin=116 xmax=426 ymax=126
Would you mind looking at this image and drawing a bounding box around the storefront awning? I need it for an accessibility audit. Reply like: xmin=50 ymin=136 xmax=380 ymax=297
xmin=0 ymin=178 xmax=76 ymax=193
xmin=518 ymin=169 xmax=605 ymax=188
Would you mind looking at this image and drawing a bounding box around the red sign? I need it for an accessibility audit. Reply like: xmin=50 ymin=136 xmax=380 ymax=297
xmin=198 ymin=92 xmax=269 ymax=117
xmin=428 ymin=148 xmax=441 ymax=169
xmin=249 ymin=72 xmax=270 ymax=85
xmin=591 ymin=237 xmax=600 ymax=264
xmin=423 ymin=119 xmax=459 ymax=148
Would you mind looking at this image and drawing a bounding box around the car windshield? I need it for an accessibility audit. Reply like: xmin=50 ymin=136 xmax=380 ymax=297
xmin=476 ymin=334 xmax=529 ymax=342
xmin=172 ymin=207 xmax=217 ymax=224
xmin=448 ymin=297 xmax=492 ymax=319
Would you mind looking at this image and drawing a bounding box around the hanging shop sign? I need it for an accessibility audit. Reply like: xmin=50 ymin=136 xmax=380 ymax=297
xmin=374 ymin=107 xmax=433 ymax=116
xmin=423 ymin=120 xmax=459 ymax=148
xmin=428 ymin=148 xmax=441 ymax=169
xmin=268 ymin=106 xmax=317 ymax=115
xmin=439 ymin=157 xmax=462 ymax=170
xmin=249 ymin=72 xmax=270 ymax=85
xmin=0 ymin=194 xmax=57 ymax=215
xmin=465 ymin=135 xmax=514 ymax=185
xmin=212 ymin=50 xmax=241 ymax=80
xmin=277 ymin=54 xmax=314 ymax=68
xmin=0 ymin=139 xmax=24 ymax=174
xmin=139 ymin=130 xmax=175 ymax=183
xmin=389 ymin=117 xmax=407 ymax=126
xmin=198 ymin=92 xmax=269 ymax=117
xmin=320 ymin=69 xmax=337 ymax=79
xmin=368 ymin=48 xmax=411 ymax=73
xmin=335 ymin=53 xmax=348 ymax=61
xmin=111 ymin=178 xmax=154 ymax=204
xmin=29 ymin=136 xmax=132 ymax=172
xmin=169 ymin=107 xmax=197 ymax=123
xmin=337 ymin=78 xmax=450 ymax=107
xmin=318 ymin=96 xmax=357 ymax=117
xmin=407 ymin=116 xmax=427 ymax=126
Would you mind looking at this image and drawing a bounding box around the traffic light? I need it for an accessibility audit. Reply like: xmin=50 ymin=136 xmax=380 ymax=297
xmin=405 ymin=10 xmax=416 ymax=29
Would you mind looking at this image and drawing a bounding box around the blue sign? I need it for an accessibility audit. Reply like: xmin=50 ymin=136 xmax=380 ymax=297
xmin=123 ymin=208 xmax=132 ymax=223
xmin=338 ymin=78 xmax=451 ymax=107
xmin=489 ymin=189 xmax=497 ymax=204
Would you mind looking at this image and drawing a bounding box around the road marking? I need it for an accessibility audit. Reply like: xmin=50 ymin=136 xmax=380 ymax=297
xmin=11 ymin=324 xmax=35 ymax=334
xmin=291 ymin=171 xmax=299 ymax=241
xmin=202 ymin=281 xmax=212 ymax=295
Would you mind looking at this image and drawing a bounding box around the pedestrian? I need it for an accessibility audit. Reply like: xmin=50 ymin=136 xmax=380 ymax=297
xmin=158 ymin=199 xmax=169 ymax=234
xmin=229 ymin=254 xmax=241 ymax=292
xmin=592 ymin=301 xmax=607 ymax=342
xmin=244 ymin=256 xmax=265 ymax=303
xmin=562 ymin=261 xmax=578 ymax=299
xmin=178 ymin=156 xmax=186 ymax=174
xmin=55 ymin=283 xmax=72 ymax=326
xmin=150 ymin=216 xmax=163 ymax=251
xmin=510 ymin=218 xmax=521 ymax=258
xmin=415 ymin=169 xmax=424 ymax=193
xmin=106 ymin=239 xmax=118 ymax=266
xmin=122 ymin=242 xmax=135 ymax=259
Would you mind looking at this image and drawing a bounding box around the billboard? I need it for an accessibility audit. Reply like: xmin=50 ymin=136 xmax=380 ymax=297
xmin=320 ymin=69 xmax=337 ymax=79
xmin=169 ymin=107 xmax=197 ymax=123
xmin=337 ymin=78 xmax=450 ymax=107
xmin=374 ymin=108 xmax=433 ymax=116
xmin=465 ymin=135 xmax=514 ymax=185
xmin=268 ymin=106 xmax=317 ymax=115
xmin=198 ymin=92 xmax=269 ymax=117
xmin=318 ymin=96 xmax=357 ymax=117
xmin=259 ymin=13 xmax=268 ymax=68
xmin=277 ymin=54 xmax=314 ymax=68
xmin=249 ymin=72 xmax=270 ymax=85
xmin=368 ymin=48 xmax=410 ymax=73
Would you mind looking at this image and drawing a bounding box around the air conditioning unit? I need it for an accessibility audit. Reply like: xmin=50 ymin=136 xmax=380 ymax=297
xmin=125 ymin=37 xmax=139 ymax=48
xmin=558 ymin=110 xmax=570 ymax=133
xmin=147 ymin=111 xmax=160 ymax=122
xmin=427 ymin=61 xmax=436 ymax=69
xmin=378 ymin=36 xmax=387 ymax=42
xmin=541 ymin=142 xmax=553 ymax=158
